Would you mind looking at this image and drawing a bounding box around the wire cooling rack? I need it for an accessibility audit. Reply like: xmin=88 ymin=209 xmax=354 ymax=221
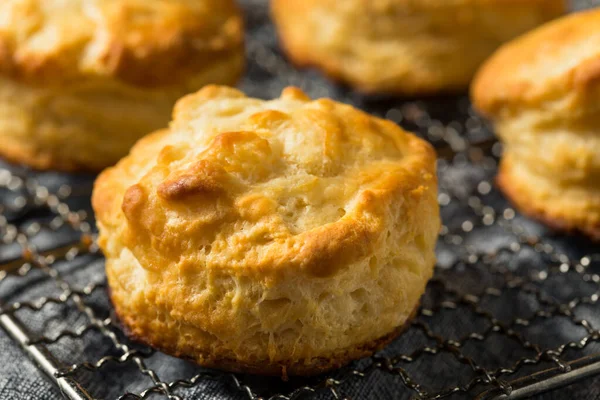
xmin=2 ymin=1 xmax=600 ymax=399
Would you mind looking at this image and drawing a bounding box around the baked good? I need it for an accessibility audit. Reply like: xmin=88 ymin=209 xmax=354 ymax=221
xmin=271 ymin=0 xmax=566 ymax=95
xmin=0 ymin=0 xmax=244 ymax=172
xmin=472 ymin=9 xmax=600 ymax=240
xmin=92 ymin=85 xmax=440 ymax=376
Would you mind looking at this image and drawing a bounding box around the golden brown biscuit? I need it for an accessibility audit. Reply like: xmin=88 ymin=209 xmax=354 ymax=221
xmin=92 ymin=85 xmax=440 ymax=376
xmin=0 ymin=0 xmax=244 ymax=171
xmin=472 ymin=8 xmax=600 ymax=240
xmin=271 ymin=0 xmax=565 ymax=95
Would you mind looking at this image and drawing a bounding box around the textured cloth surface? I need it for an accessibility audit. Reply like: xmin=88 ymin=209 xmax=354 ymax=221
xmin=2 ymin=1 xmax=600 ymax=399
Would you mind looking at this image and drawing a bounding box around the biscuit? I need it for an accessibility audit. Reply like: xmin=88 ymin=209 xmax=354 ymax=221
xmin=271 ymin=0 xmax=565 ymax=95
xmin=0 ymin=0 xmax=244 ymax=171
xmin=92 ymin=85 xmax=440 ymax=376
xmin=472 ymin=9 xmax=600 ymax=240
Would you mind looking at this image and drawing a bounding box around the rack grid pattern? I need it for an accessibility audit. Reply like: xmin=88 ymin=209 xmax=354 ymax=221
xmin=1 ymin=1 xmax=600 ymax=399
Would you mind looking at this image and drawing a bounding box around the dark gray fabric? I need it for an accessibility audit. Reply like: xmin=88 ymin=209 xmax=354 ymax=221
xmin=2 ymin=1 xmax=600 ymax=399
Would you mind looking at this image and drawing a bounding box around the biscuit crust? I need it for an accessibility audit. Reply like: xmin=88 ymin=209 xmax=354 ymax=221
xmin=93 ymin=86 xmax=440 ymax=376
xmin=271 ymin=0 xmax=565 ymax=94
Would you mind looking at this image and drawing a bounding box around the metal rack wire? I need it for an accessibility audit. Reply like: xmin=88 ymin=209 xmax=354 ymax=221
xmin=1 ymin=1 xmax=600 ymax=399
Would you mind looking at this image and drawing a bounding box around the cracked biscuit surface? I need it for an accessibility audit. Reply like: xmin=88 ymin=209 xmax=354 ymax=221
xmin=472 ymin=9 xmax=600 ymax=240
xmin=93 ymin=86 xmax=440 ymax=376
xmin=0 ymin=0 xmax=244 ymax=171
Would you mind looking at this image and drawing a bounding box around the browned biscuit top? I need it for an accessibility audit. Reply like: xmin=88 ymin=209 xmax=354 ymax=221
xmin=0 ymin=0 xmax=243 ymax=86
xmin=93 ymin=85 xmax=438 ymax=279
xmin=472 ymin=8 xmax=600 ymax=115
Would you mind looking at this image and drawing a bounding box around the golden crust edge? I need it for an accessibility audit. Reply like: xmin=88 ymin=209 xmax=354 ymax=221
xmin=109 ymin=286 xmax=420 ymax=377
xmin=92 ymin=128 xmax=172 ymax=225
xmin=497 ymin=162 xmax=600 ymax=242
xmin=0 ymin=140 xmax=95 ymax=172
